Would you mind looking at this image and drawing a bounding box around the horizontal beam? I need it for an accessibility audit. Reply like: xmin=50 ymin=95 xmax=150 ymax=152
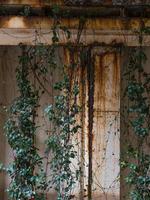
xmin=0 ymin=28 xmax=150 ymax=46
xmin=0 ymin=16 xmax=150 ymax=30
xmin=0 ymin=16 xmax=149 ymax=46
xmin=0 ymin=0 xmax=149 ymax=6
xmin=0 ymin=4 xmax=149 ymax=18
xmin=0 ymin=6 xmax=121 ymax=17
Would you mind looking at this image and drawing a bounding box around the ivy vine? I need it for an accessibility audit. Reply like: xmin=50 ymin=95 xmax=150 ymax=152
xmin=45 ymin=72 xmax=80 ymax=199
xmin=0 ymin=6 xmax=83 ymax=200
xmin=122 ymin=25 xmax=150 ymax=200
xmin=1 ymin=3 xmax=150 ymax=200
xmin=2 ymin=46 xmax=46 ymax=200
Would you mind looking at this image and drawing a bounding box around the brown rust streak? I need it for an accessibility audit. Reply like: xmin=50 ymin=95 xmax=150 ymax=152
xmin=97 ymin=54 xmax=107 ymax=155
xmin=112 ymin=52 xmax=120 ymax=103
xmin=87 ymin=48 xmax=95 ymax=200
xmin=99 ymin=54 xmax=106 ymax=112
xmin=79 ymin=48 xmax=87 ymax=200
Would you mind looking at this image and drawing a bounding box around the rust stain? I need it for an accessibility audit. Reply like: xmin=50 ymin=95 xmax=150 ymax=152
xmin=99 ymin=55 xmax=106 ymax=112
xmin=63 ymin=47 xmax=70 ymax=66
xmin=91 ymin=49 xmax=120 ymax=199
xmin=94 ymin=53 xmax=108 ymax=112
xmin=112 ymin=52 xmax=120 ymax=103
xmin=87 ymin=48 xmax=95 ymax=200
xmin=94 ymin=51 xmax=120 ymax=112
xmin=81 ymin=49 xmax=89 ymax=199
xmin=80 ymin=77 xmax=85 ymax=199
xmin=95 ymin=54 xmax=107 ymax=156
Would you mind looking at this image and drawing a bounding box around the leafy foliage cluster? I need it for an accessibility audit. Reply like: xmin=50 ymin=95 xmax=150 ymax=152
xmin=45 ymin=74 xmax=80 ymax=200
xmin=122 ymin=27 xmax=150 ymax=199
xmin=43 ymin=13 xmax=81 ymax=199
xmin=2 ymin=46 xmax=46 ymax=200
xmin=0 ymin=7 xmax=81 ymax=200
xmin=1 ymin=2 xmax=150 ymax=200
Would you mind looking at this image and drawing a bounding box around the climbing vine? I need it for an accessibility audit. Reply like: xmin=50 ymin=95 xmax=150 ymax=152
xmin=0 ymin=5 xmax=84 ymax=200
xmin=122 ymin=25 xmax=150 ymax=199
xmin=45 ymin=68 xmax=80 ymax=199
xmin=2 ymin=46 xmax=46 ymax=200
xmin=43 ymin=9 xmax=83 ymax=199
xmin=1 ymin=2 xmax=150 ymax=200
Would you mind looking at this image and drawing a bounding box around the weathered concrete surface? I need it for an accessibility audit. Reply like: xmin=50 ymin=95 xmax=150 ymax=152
xmin=0 ymin=35 xmax=149 ymax=200
xmin=0 ymin=17 xmax=149 ymax=46
xmin=0 ymin=45 xmax=120 ymax=200
xmin=120 ymin=47 xmax=150 ymax=200
xmin=0 ymin=46 xmax=19 ymax=200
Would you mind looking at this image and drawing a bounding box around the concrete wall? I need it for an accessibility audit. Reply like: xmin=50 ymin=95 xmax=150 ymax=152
xmin=120 ymin=47 xmax=150 ymax=199
xmin=0 ymin=46 xmax=19 ymax=199
xmin=2 ymin=46 xmax=149 ymax=199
